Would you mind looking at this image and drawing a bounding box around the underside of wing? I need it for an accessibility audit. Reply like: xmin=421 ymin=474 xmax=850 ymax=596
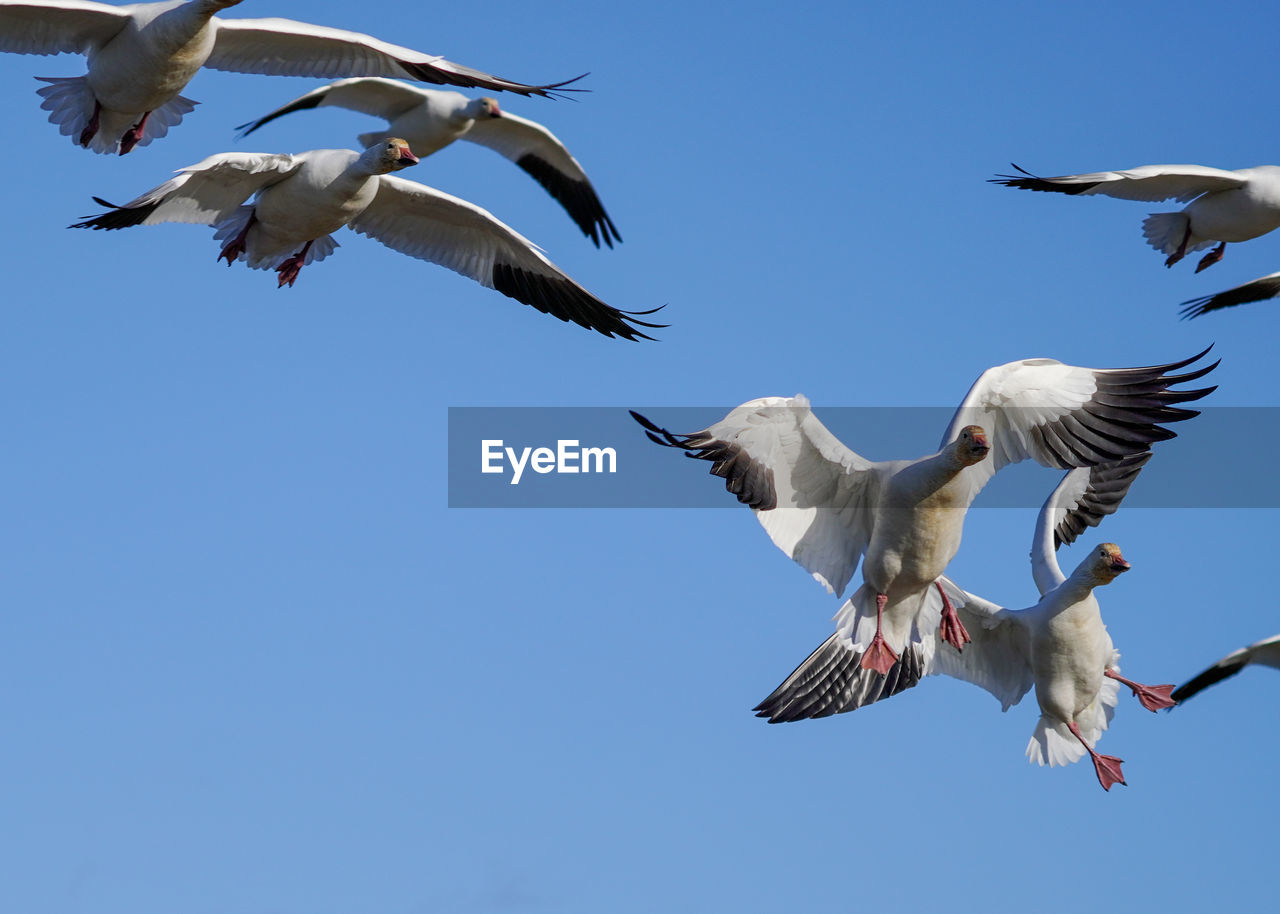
xmin=1172 ymin=634 xmax=1280 ymax=703
xmin=991 ymin=163 xmax=1247 ymax=202
xmin=68 ymin=151 xmax=301 ymax=229
xmin=631 ymin=397 xmax=879 ymax=596
xmin=208 ymin=18 xmax=583 ymax=97
xmin=351 ymin=175 xmax=658 ymax=339
xmin=1181 ymin=271 xmax=1280 ymax=319
xmin=0 ymin=0 xmax=127 ymax=56
xmin=942 ymin=349 xmax=1216 ymax=500
xmin=465 ymin=112 xmax=621 ymax=248
xmin=929 ymin=578 xmax=1034 ymax=711
xmin=236 ymin=78 xmax=429 ymax=139
xmin=753 ymin=632 xmax=928 ymax=723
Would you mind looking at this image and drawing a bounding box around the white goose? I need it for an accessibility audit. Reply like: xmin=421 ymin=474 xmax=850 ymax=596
xmin=0 ymin=0 xmax=579 ymax=154
xmin=633 ymin=350 xmax=1216 ymax=675
xmin=757 ymin=460 xmax=1178 ymax=792
xmin=236 ymin=79 xmax=620 ymax=249
xmin=71 ymin=139 xmax=661 ymax=340
xmin=1171 ymin=634 xmax=1280 ymax=703
xmin=992 ymin=163 xmax=1280 ymax=272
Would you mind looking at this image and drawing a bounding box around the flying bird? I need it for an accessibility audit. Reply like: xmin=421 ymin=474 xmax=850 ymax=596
xmin=1171 ymin=634 xmax=1280 ymax=703
xmin=991 ymin=163 xmax=1280 ymax=272
xmin=632 ymin=350 xmax=1216 ymax=675
xmin=236 ymin=79 xmax=620 ymax=248
xmin=0 ymin=0 xmax=581 ymax=154
xmin=71 ymin=139 xmax=661 ymax=340
xmin=1180 ymin=270 xmax=1280 ymax=319
xmin=755 ymin=459 xmax=1177 ymax=792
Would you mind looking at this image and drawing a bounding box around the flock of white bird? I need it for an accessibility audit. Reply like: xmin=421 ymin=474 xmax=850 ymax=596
xmin=3 ymin=0 xmax=1277 ymax=793
xmin=1 ymin=0 xmax=661 ymax=338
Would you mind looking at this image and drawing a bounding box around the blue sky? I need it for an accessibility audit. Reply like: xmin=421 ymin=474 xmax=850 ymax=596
xmin=2 ymin=1 xmax=1278 ymax=911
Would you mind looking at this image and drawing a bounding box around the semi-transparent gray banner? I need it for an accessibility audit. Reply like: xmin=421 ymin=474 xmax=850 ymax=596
xmin=447 ymin=406 xmax=1258 ymax=508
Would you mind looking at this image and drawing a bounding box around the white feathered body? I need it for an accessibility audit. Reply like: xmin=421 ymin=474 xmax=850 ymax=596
xmin=86 ymin=1 xmax=216 ymax=111
xmin=839 ymin=452 xmax=973 ymax=656
xmin=1023 ymin=579 xmax=1121 ymax=767
xmin=356 ymin=90 xmax=477 ymax=155
xmin=862 ymin=455 xmax=970 ymax=600
xmin=35 ymin=0 xmax=234 ymax=152
xmin=1146 ymin=165 xmax=1280 ymax=254
xmin=235 ymin=149 xmax=375 ymax=267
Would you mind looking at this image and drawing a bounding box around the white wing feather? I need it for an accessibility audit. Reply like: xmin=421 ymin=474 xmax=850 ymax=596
xmin=1011 ymin=164 xmax=1248 ymax=202
xmin=0 ymin=0 xmax=128 ymax=56
xmin=464 ymin=110 xmax=591 ymax=183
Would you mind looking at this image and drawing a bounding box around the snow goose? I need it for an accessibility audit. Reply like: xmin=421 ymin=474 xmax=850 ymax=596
xmin=1179 ymin=271 xmax=1280 ymax=319
xmin=0 ymin=0 xmax=580 ymax=154
xmin=70 ymin=139 xmax=661 ymax=340
xmin=236 ymin=79 xmax=620 ymax=249
xmin=1170 ymin=634 xmax=1280 ymax=703
xmin=759 ymin=459 xmax=1178 ymax=792
xmin=991 ymin=163 xmax=1280 ymax=272
xmin=632 ymin=350 xmax=1216 ymax=675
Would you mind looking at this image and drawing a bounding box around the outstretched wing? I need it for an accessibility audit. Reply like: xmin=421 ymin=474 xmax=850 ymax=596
xmin=68 ymin=152 xmax=302 ymax=229
xmin=1171 ymin=634 xmax=1280 ymax=703
xmin=1030 ymin=454 xmax=1151 ymax=596
xmin=990 ymin=163 xmax=1248 ymax=203
xmin=753 ymin=629 xmax=928 ymax=723
xmin=464 ymin=111 xmax=620 ymax=248
xmin=350 ymin=175 xmax=659 ymax=340
xmin=0 ymin=0 xmax=128 ymax=56
xmin=928 ymin=577 xmax=1034 ymax=711
xmin=235 ymin=77 xmax=430 ymax=139
xmin=941 ymin=350 xmax=1216 ymax=502
xmin=1181 ymin=271 xmax=1280 ymax=319
xmin=208 ymin=17 xmax=583 ymax=97
xmin=632 ymin=397 xmax=881 ymax=597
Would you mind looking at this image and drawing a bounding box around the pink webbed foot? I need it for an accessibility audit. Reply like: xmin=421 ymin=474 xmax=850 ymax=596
xmin=218 ymin=213 xmax=257 ymax=266
xmin=275 ymin=240 xmax=314 ymax=288
xmin=1089 ymin=751 xmax=1127 ymax=792
xmin=858 ymin=592 xmax=899 ymax=675
xmin=860 ymin=631 xmax=899 ymax=675
xmin=118 ymin=111 xmax=150 ymax=155
xmin=936 ymin=582 xmax=970 ymax=652
xmin=1069 ymin=721 xmax=1126 ymax=792
xmin=1165 ymin=223 xmax=1192 ymax=268
xmin=1105 ymin=670 xmax=1177 ymax=712
xmin=1194 ymin=242 xmax=1226 ymax=273
xmin=79 ymin=101 xmax=101 ymax=148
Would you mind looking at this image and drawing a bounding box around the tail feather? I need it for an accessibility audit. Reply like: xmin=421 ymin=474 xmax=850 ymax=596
xmin=1142 ymin=211 xmax=1214 ymax=256
xmin=1026 ymin=715 xmax=1086 ymax=767
xmin=36 ymin=77 xmax=196 ymax=154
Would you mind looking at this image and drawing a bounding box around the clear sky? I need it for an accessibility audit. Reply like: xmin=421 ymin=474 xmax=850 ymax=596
xmin=2 ymin=1 xmax=1278 ymax=912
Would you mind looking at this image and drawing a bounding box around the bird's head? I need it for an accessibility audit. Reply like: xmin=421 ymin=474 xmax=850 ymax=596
xmin=369 ymin=137 xmax=420 ymax=173
xmin=956 ymin=425 xmax=990 ymax=466
xmin=479 ymin=97 xmax=502 ymax=119
xmin=1087 ymin=542 xmax=1131 ymax=584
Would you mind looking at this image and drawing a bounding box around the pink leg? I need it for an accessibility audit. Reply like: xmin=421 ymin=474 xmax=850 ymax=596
xmin=275 ymin=240 xmax=314 ymax=288
xmin=1165 ymin=223 xmax=1192 ymax=268
xmin=859 ymin=593 xmax=899 ymax=675
xmin=1068 ymin=721 xmax=1126 ymax=792
xmin=218 ymin=212 xmax=257 ymax=266
xmin=118 ymin=111 xmax=151 ymax=155
xmin=1194 ymin=242 xmax=1226 ymax=273
xmin=936 ymin=582 xmax=970 ymax=651
xmin=1105 ymin=669 xmax=1177 ymax=712
xmin=79 ymin=101 xmax=101 ymax=148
